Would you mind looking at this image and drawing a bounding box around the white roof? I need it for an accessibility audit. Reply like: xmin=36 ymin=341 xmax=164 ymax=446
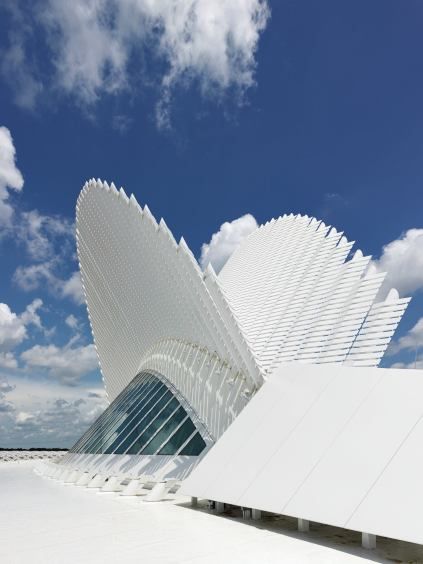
xmin=3 ymin=461 xmax=397 ymax=563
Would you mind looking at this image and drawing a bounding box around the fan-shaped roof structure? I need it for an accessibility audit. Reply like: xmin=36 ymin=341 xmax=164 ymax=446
xmin=55 ymin=179 xmax=423 ymax=550
xmin=219 ymin=214 xmax=409 ymax=371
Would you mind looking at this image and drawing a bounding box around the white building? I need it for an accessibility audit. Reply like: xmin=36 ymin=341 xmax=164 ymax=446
xmin=43 ymin=179 xmax=423 ymax=549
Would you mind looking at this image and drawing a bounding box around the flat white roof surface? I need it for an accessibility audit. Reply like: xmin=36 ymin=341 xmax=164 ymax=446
xmin=1 ymin=461 xmax=421 ymax=564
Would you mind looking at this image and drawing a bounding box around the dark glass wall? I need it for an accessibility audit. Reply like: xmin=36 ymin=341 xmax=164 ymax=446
xmin=70 ymin=371 xmax=206 ymax=457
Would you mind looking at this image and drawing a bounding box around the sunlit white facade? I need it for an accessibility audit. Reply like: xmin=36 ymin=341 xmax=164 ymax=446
xmin=42 ymin=179 xmax=423 ymax=548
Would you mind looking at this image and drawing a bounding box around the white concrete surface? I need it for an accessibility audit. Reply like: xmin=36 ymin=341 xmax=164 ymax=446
xmin=1 ymin=461 xmax=413 ymax=564
xmin=181 ymin=362 xmax=423 ymax=546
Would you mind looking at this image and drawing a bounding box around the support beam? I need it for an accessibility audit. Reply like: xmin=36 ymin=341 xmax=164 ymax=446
xmin=298 ymin=518 xmax=309 ymax=532
xmin=362 ymin=533 xmax=376 ymax=549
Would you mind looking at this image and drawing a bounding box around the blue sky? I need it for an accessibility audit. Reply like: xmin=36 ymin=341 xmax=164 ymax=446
xmin=0 ymin=0 xmax=422 ymax=447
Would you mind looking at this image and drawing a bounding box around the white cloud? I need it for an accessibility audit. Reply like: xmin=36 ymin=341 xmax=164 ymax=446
xmin=0 ymin=379 xmax=16 ymax=414
xmin=0 ymin=125 xmax=81 ymax=306
xmin=0 ymin=3 xmax=43 ymax=110
xmin=387 ymin=317 xmax=423 ymax=357
xmin=14 ymin=264 xmax=85 ymax=306
xmin=0 ymin=377 xmax=107 ymax=447
xmin=371 ymin=229 xmax=423 ymax=297
xmin=16 ymin=210 xmax=74 ymax=261
xmin=0 ymin=126 xmax=24 ymax=227
xmin=0 ymin=299 xmax=43 ymax=352
xmin=13 ymin=261 xmax=57 ymax=292
xmin=200 ymin=213 xmax=258 ymax=273
xmin=62 ymin=271 xmax=85 ymax=305
xmin=65 ymin=314 xmax=79 ymax=330
xmin=20 ymin=297 xmax=43 ymax=329
xmin=21 ymin=342 xmax=99 ymax=385
xmin=8 ymin=0 xmax=270 ymax=128
xmin=390 ymin=360 xmax=423 ymax=370
xmin=0 ymin=304 xmax=26 ymax=351
xmin=0 ymin=352 xmax=18 ymax=369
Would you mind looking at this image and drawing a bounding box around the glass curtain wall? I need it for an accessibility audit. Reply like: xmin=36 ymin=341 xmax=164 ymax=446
xmin=70 ymin=371 xmax=207 ymax=457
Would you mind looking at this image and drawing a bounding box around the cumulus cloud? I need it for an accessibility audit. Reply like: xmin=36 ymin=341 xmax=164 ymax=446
xmin=0 ymin=379 xmax=16 ymax=415
xmin=61 ymin=271 xmax=84 ymax=305
xmin=387 ymin=317 xmax=423 ymax=357
xmin=0 ymin=126 xmax=24 ymax=227
xmin=390 ymin=360 xmax=423 ymax=370
xmin=65 ymin=314 xmax=79 ymax=330
xmin=0 ymin=299 xmax=43 ymax=352
xmin=0 ymin=2 xmax=43 ymax=110
xmin=16 ymin=210 xmax=74 ymax=261
xmin=0 ymin=352 xmax=18 ymax=369
xmin=0 ymin=125 xmax=82 ymax=306
xmin=0 ymin=377 xmax=107 ymax=447
xmin=371 ymin=229 xmax=423 ymax=297
xmin=13 ymin=261 xmax=57 ymax=292
xmin=200 ymin=213 xmax=258 ymax=273
xmin=14 ymin=264 xmax=84 ymax=306
xmin=21 ymin=342 xmax=99 ymax=385
xmin=4 ymin=0 xmax=270 ymax=128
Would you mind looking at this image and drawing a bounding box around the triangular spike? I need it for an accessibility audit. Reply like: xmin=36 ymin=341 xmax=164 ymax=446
xmin=385 ymin=288 xmax=400 ymax=302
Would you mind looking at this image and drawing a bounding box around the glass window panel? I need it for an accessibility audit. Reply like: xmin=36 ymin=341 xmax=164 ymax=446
xmin=82 ymin=376 xmax=156 ymax=454
xmin=71 ymin=375 xmax=142 ymax=452
xmin=97 ymin=380 xmax=163 ymax=451
xmin=69 ymin=370 xmax=208 ymax=459
xmin=157 ymin=418 xmax=196 ymax=455
xmin=73 ymin=373 xmax=149 ymax=453
xmin=92 ymin=379 xmax=163 ymax=454
xmin=141 ymin=406 xmax=187 ymax=455
xmin=115 ymin=391 xmax=174 ymax=454
xmin=125 ymin=396 xmax=179 ymax=455
xmin=179 ymin=432 xmax=207 ymax=456
xmin=106 ymin=382 xmax=171 ymax=454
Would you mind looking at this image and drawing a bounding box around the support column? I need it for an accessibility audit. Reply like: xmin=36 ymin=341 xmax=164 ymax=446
xmin=215 ymin=501 xmax=224 ymax=514
xmin=242 ymin=507 xmax=251 ymax=520
xmin=121 ymin=479 xmax=142 ymax=496
xmin=145 ymin=482 xmax=167 ymax=502
xmin=298 ymin=518 xmax=309 ymax=532
xmin=362 ymin=533 xmax=376 ymax=549
xmin=252 ymin=509 xmax=262 ymax=520
xmin=191 ymin=496 xmax=198 ymax=507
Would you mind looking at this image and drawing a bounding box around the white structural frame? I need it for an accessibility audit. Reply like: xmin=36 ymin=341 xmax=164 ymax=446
xmin=46 ymin=179 xmax=421 ymax=548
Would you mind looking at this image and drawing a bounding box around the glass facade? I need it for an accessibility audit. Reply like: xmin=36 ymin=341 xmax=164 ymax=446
xmin=70 ymin=371 xmax=207 ymax=457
